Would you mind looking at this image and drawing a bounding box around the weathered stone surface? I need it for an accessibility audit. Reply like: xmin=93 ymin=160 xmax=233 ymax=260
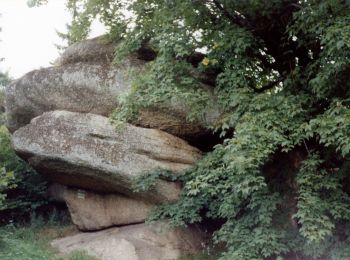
xmin=5 ymin=61 xmax=140 ymax=132
xmin=13 ymin=111 xmax=202 ymax=203
xmin=57 ymin=37 xmax=116 ymax=65
xmin=133 ymin=104 xmax=219 ymax=142
xmin=56 ymin=36 xmax=156 ymax=66
xmin=51 ymin=223 xmax=205 ymax=260
xmin=64 ymin=187 xmax=153 ymax=231
xmin=6 ymin=36 xmax=220 ymax=139
xmin=47 ymin=184 xmax=152 ymax=230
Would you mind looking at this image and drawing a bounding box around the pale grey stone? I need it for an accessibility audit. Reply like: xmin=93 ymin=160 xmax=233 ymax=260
xmin=51 ymin=223 xmax=205 ymax=260
xmin=13 ymin=111 xmax=202 ymax=203
xmin=63 ymin=187 xmax=153 ymax=231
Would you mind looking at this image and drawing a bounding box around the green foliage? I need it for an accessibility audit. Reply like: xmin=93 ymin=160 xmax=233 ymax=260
xmin=0 ymin=72 xmax=11 ymax=88
xmin=179 ymin=253 xmax=219 ymax=260
xmin=0 ymin=167 xmax=14 ymax=208
xmin=0 ymin=126 xmax=47 ymax=219
xmin=38 ymin=0 xmax=350 ymax=259
xmin=294 ymin=153 xmax=350 ymax=244
xmin=0 ymin=20 xmax=13 ymax=209
xmin=306 ymin=100 xmax=350 ymax=157
xmin=133 ymin=169 xmax=179 ymax=193
xmin=0 ymin=213 xmax=94 ymax=260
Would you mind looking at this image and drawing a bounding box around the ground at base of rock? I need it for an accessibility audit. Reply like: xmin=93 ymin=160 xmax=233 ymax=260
xmin=51 ymin=223 xmax=204 ymax=260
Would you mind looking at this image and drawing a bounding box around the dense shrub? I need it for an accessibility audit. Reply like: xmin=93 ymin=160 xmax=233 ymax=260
xmin=0 ymin=125 xmax=48 ymax=222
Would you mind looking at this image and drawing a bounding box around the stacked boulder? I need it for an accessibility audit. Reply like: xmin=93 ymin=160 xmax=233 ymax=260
xmin=5 ymin=37 xmax=214 ymax=259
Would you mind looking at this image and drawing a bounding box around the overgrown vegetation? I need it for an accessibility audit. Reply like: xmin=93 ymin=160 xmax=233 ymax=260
xmin=31 ymin=0 xmax=350 ymax=259
xmin=0 ymin=213 xmax=94 ymax=260
xmin=0 ymin=73 xmax=47 ymax=222
xmin=0 ymin=22 xmax=12 ymax=209
xmin=0 ymin=12 xmax=73 ymax=260
xmin=0 ymin=125 xmax=48 ymax=222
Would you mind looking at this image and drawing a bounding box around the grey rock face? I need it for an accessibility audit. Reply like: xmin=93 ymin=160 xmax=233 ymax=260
xmin=63 ymin=187 xmax=153 ymax=231
xmin=6 ymin=36 xmax=219 ymax=139
xmin=5 ymin=62 xmax=139 ymax=132
xmin=7 ymin=36 xmax=209 ymax=254
xmin=133 ymin=106 xmax=215 ymax=141
xmin=12 ymin=111 xmax=202 ymax=203
xmin=51 ymin=223 xmax=204 ymax=260
xmin=57 ymin=37 xmax=116 ymax=65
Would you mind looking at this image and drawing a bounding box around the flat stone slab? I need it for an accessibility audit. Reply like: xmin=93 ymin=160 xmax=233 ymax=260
xmin=64 ymin=187 xmax=153 ymax=231
xmin=13 ymin=111 xmax=202 ymax=203
xmin=51 ymin=223 xmax=204 ymax=260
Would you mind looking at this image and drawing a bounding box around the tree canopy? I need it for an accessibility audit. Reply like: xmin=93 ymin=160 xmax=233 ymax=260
xmin=31 ymin=0 xmax=350 ymax=259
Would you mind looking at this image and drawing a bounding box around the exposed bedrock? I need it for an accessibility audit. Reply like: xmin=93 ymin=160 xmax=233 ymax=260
xmin=48 ymin=183 xmax=152 ymax=231
xmin=12 ymin=110 xmax=202 ymax=203
xmin=56 ymin=36 xmax=116 ymax=65
xmin=56 ymin=36 xmax=157 ymax=66
xmin=51 ymin=222 xmax=205 ymax=260
xmin=5 ymin=61 xmax=138 ymax=133
xmin=5 ymin=37 xmax=220 ymax=142
xmin=7 ymin=36 xmax=210 ymax=258
xmin=64 ymin=187 xmax=153 ymax=231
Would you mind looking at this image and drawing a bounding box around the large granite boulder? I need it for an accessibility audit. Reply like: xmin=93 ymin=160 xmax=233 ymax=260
xmin=6 ymin=37 xmax=219 ymax=139
xmin=56 ymin=36 xmax=157 ymax=66
xmin=12 ymin=111 xmax=202 ymax=203
xmin=51 ymin=223 xmax=205 ymax=260
xmin=64 ymin=187 xmax=153 ymax=231
xmin=56 ymin=37 xmax=116 ymax=65
xmin=5 ymin=61 xmax=141 ymax=132
xmin=133 ymin=100 xmax=219 ymax=142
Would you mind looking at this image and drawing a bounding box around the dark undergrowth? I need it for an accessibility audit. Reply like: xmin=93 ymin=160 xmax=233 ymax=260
xmin=0 ymin=211 xmax=95 ymax=260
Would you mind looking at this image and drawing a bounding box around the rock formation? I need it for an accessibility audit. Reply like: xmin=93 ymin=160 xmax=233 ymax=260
xmin=48 ymin=183 xmax=154 ymax=231
xmin=56 ymin=36 xmax=116 ymax=65
xmin=5 ymin=58 xmax=139 ymax=132
xmin=5 ymin=36 xmax=219 ymax=141
xmin=51 ymin=223 xmax=204 ymax=260
xmin=64 ymin=187 xmax=153 ymax=231
xmin=12 ymin=110 xmax=201 ymax=202
xmin=6 ymin=36 xmax=210 ymax=258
